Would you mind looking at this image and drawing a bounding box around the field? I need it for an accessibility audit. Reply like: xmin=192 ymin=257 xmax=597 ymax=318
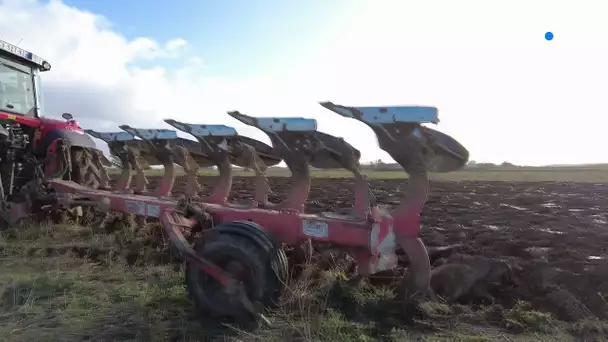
xmin=1 ymin=168 xmax=607 ymax=341
xmin=143 ymin=165 xmax=608 ymax=183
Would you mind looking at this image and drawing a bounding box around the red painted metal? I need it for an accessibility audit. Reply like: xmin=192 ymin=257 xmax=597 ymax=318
xmin=0 ymin=111 xmax=85 ymax=137
xmin=46 ymin=169 xmax=402 ymax=275
xmin=0 ymin=111 xmax=42 ymax=127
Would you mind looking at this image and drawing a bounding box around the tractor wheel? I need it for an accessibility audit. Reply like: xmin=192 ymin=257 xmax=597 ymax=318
xmin=69 ymin=147 xmax=104 ymax=189
xmin=186 ymin=221 xmax=288 ymax=325
xmin=67 ymin=147 xmax=107 ymax=225
xmin=210 ymin=220 xmax=289 ymax=302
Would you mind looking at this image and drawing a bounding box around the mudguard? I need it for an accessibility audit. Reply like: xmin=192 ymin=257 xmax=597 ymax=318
xmin=37 ymin=129 xmax=98 ymax=155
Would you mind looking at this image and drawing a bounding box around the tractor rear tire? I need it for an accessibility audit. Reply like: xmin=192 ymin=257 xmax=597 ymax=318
xmin=67 ymin=147 xmax=107 ymax=226
xmin=69 ymin=147 xmax=104 ymax=189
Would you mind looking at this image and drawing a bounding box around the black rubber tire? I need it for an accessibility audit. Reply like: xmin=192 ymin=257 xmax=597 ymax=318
xmin=67 ymin=147 xmax=107 ymax=225
xmin=69 ymin=147 xmax=104 ymax=189
xmin=213 ymin=220 xmax=289 ymax=299
xmin=185 ymin=221 xmax=288 ymax=322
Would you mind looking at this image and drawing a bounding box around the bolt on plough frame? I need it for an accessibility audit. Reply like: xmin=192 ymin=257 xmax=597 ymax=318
xmin=40 ymin=102 xmax=469 ymax=325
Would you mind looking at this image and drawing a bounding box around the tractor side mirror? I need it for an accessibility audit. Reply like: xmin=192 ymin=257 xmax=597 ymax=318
xmin=61 ymin=112 xmax=74 ymax=121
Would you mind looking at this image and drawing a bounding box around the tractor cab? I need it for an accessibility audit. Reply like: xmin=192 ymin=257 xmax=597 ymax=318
xmin=0 ymin=40 xmax=105 ymax=197
xmin=0 ymin=40 xmax=51 ymax=120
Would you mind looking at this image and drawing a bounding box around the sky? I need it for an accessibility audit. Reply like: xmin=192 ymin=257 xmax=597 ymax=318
xmin=0 ymin=0 xmax=606 ymax=166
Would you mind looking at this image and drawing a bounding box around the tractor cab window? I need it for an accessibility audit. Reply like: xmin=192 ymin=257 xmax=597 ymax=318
xmin=0 ymin=56 xmax=36 ymax=117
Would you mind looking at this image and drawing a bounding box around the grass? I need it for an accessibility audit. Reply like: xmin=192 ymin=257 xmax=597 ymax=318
xmin=112 ymin=165 xmax=608 ymax=183
xmin=1 ymin=223 xmax=606 ymax=341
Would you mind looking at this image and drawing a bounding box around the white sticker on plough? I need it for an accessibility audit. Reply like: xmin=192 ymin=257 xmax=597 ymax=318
xmin=369 ymin=220 xmax=398 ymax=273
xmin=125 ymin=200 xmax=161 ymax=218
xmin=302 ymin=220 xmax=329 ymax=238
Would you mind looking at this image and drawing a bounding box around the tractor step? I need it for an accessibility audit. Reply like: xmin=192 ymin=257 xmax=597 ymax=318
xmin=319 ymin=102 xmax=439 ymax=124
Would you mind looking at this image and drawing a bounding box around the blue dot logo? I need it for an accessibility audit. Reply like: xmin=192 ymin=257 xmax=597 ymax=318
xmin=545 ymin=32 xmax=554 ymax=41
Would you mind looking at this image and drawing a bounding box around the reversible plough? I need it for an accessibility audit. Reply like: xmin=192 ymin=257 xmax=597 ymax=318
xmin=8 ymin=103 xmax=469 ymax=325
xmin=0 ymin=38 xmax=468 ymax=325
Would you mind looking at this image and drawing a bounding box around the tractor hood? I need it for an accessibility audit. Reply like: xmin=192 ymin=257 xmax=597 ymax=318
xmin=39 ymin=116 xmax=85 ymax=134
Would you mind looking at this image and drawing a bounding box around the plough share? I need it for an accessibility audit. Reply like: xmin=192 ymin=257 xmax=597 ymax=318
xmin=0 ymin=39 xmax=469 ymax=326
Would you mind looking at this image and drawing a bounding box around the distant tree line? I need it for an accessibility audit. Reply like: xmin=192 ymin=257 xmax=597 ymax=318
xmin=360 ymin=159 xmax=520 ymax=170
xmin=466 ymin=160 xmax=518 ymax=168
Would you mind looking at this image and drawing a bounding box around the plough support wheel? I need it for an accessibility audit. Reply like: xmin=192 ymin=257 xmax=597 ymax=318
xmin=186 ymin=221 xmax=288 ymax=325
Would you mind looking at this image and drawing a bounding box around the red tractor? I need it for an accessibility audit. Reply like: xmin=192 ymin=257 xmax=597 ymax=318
xmin=0 ymin=40 xmax=106 ymax=225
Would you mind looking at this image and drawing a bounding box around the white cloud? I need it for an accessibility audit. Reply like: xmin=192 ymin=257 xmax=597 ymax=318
xmin=0 ymin=0 xmax=606 ymax=166
xmin=0 ymin=0 xmax=246 ymax=155
xmin=0 ymin=0 xmax=316 ymax=155
xmin=165 ymin=38 xmax=187 ymax=52
xmin=294 ymin=0 xmax=608 ymax=165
